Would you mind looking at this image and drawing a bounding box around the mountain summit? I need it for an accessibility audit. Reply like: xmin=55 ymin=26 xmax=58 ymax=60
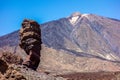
xmin=0 ymin=12 xmax=120 ymax=73
xmin=68 ymin=12 xmax=89 ymax=25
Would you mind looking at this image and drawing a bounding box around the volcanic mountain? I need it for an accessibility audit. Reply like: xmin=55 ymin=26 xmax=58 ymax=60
xmin=0 ymin=12 xmax=120 ymax=73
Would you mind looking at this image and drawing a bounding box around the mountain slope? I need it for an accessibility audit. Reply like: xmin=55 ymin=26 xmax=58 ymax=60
xmin=42 ymin=12 xmax=120 ymax=61
xmin=69 ymin=13 xmax=120 ymax=61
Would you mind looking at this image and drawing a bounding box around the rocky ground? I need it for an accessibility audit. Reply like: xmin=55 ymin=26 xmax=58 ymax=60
xmin=1 ymin=52 xmax=120 ymax=80
xmin=0 ymin=52 xmax=65 ymax=80
xmin=58 ymin=72 xmax=120 ymax=80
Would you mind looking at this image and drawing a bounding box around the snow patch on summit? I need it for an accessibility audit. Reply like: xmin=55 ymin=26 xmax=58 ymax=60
xmin=69 ymin=13 xmax=89 ymax=25
xmin=69 ymin=16 xmax=79 ymax=25
xmin=81 ymin=14 xmax=89 ymax=18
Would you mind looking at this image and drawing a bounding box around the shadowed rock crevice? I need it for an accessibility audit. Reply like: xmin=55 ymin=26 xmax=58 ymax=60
xmin=0 ymin=59 xmax=8 ymax=74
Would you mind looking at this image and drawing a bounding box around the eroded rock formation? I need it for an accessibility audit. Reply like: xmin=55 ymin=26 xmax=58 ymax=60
xmin=19 ymin=19 xmax=42 ymax=70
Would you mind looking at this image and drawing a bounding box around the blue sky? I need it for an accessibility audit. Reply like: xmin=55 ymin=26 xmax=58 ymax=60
xmin=0 ymin=0 xmax=120 ymax=36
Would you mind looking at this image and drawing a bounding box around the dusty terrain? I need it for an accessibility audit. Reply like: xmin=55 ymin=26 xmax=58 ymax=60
xmin=0 ymin=52 xmax=120 ymax=80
